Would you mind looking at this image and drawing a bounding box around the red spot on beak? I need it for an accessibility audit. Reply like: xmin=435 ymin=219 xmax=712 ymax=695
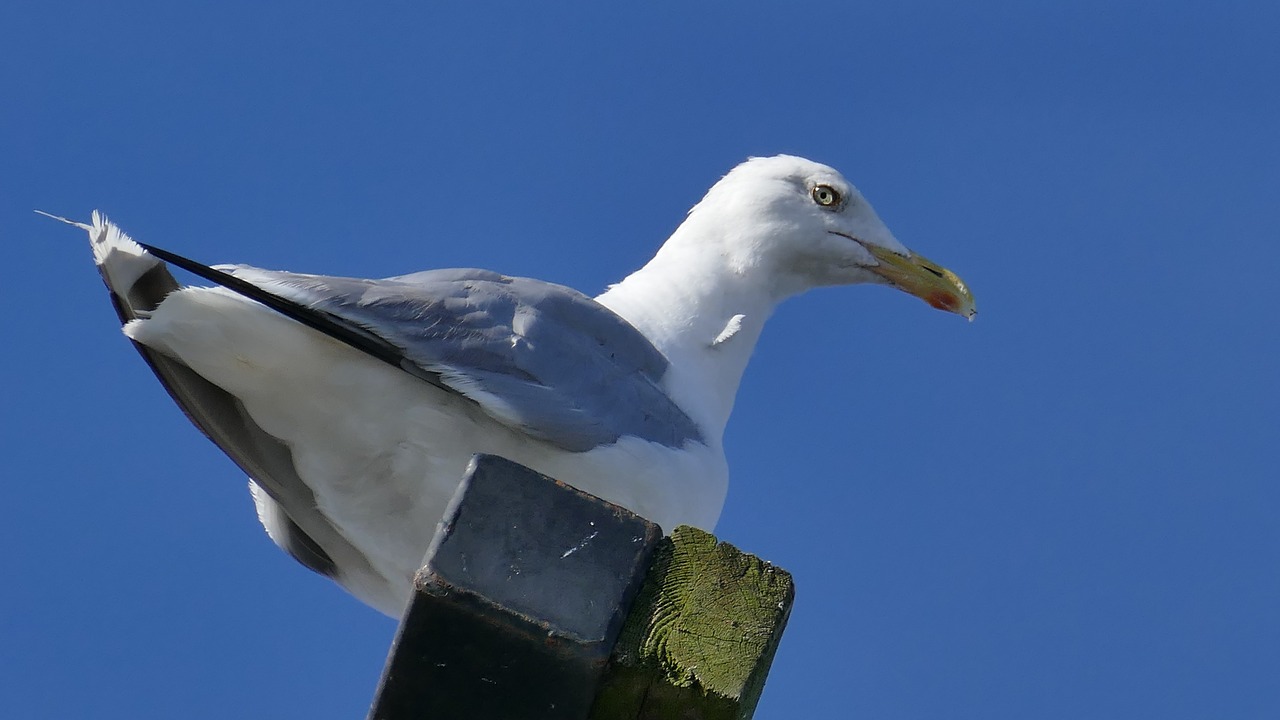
xmin=927 ymin=292 xmax=959 ymax=312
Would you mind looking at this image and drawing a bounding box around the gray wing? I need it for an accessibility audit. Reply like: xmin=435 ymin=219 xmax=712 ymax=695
xmin=223 ymin=266 xmax=704 ymax=452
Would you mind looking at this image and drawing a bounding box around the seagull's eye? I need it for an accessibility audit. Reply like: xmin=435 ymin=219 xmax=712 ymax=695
xmin=811 ymin=184 xmax=842 ymax=208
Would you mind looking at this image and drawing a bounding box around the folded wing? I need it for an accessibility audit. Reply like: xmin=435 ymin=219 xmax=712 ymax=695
xmin=216 ymin=265 xmax=704 ymax=452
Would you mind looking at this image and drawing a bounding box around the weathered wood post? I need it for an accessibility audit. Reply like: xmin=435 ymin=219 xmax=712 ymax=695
xmin=367 ymin=454 xmax=794 ymax=720
xmin=588 ymin=525 xmax=795 ymax=719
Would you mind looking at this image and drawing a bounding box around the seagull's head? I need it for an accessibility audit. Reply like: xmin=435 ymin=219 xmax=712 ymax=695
xmin=689 ymin=155 xmax=976 ymax=319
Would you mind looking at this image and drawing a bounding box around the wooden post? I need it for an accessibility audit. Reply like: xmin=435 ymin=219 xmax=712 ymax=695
xmin=367 ymin=455 xmax=795 ymax=720
xmin=589 ymin=526 xmax=795 ymax=720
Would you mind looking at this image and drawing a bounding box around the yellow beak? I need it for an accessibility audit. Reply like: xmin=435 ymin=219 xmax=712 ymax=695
xmin=863 ymin=244 xmax=977 ymax=320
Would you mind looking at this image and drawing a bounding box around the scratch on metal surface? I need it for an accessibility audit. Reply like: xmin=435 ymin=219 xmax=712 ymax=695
xmin=561 ymin=530 xmax=600 ymax=558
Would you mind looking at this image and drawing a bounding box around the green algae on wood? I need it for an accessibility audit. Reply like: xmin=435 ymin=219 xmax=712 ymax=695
xmin=590 ymin=525 xmax=796 ymax=720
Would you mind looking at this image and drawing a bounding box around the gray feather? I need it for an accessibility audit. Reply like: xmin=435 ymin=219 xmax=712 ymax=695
xmin=223 ymin=266 xmax=704 ymax=452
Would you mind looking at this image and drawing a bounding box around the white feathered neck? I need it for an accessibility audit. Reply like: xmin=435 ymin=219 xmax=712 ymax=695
xmin=595 ymin=180 xmax=805 ymax=444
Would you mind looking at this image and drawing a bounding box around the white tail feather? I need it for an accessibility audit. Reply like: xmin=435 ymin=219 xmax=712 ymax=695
xmin=40 ymin=209 xmax=163 ymax=293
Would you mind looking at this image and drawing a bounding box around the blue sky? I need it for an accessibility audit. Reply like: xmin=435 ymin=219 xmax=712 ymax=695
xmin=3 ymin=2 xmax=1277 ymax=718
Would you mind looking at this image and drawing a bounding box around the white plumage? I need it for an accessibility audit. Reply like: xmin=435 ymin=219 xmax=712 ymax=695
xmin=62 ymin=155 xmax=974 ymax=616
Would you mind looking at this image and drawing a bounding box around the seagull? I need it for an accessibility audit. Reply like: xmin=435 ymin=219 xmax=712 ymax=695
xmin=52 ymin=155 xmax=975 ymax=617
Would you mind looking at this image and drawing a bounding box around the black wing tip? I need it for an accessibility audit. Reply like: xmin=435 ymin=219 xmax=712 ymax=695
xmin=137 ymin=241 xmax=409 ymax=372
